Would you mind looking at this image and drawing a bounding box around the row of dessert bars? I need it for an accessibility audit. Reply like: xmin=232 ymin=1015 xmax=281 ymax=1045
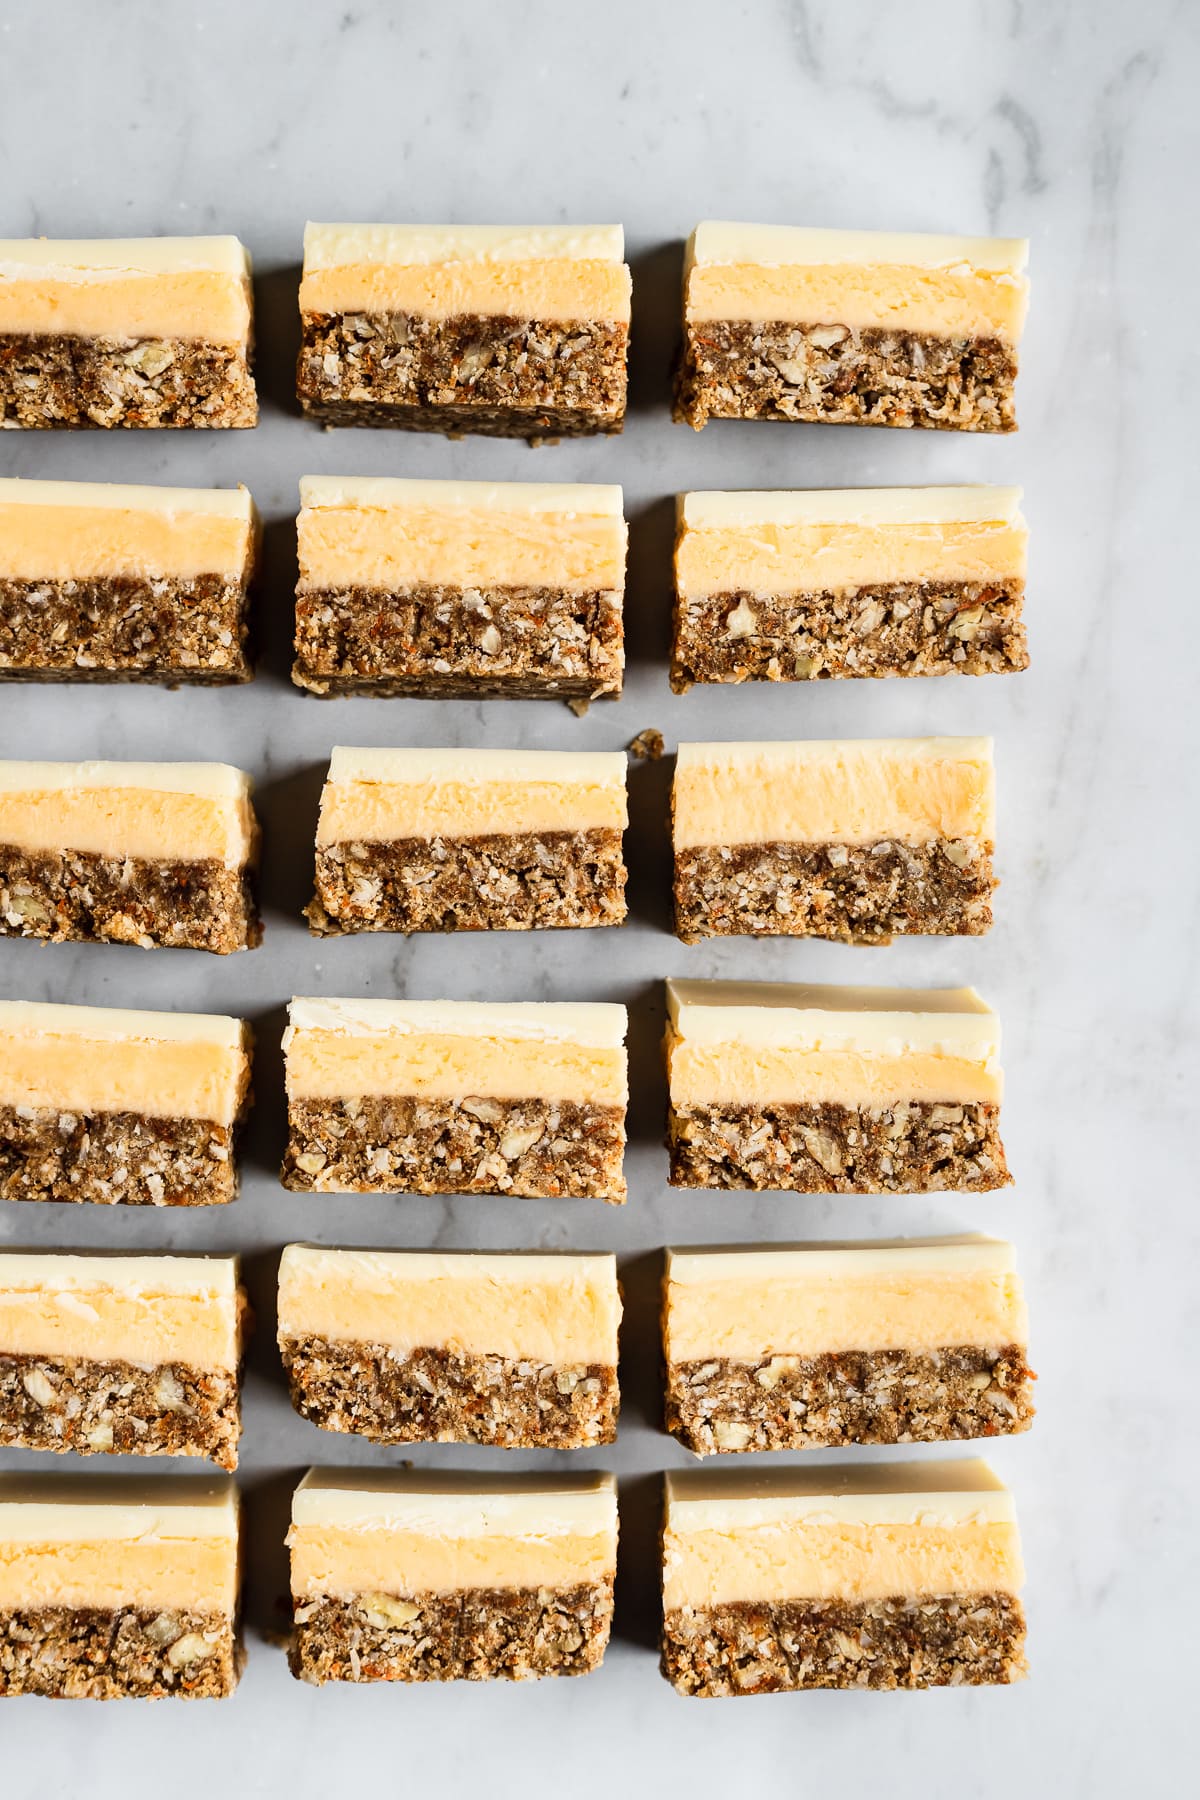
xmin=0 ymin=738 xmax=997 ymax=949
xmin=0 ymin=223 xmax=1029 ymax=435
xmin=0 ymin=477 xmax=1029 ymax=695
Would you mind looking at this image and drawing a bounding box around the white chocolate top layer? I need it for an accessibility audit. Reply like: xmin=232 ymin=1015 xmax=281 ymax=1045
xmin=0 ymin=998 xmax=244 ymax=1051
xmin=0 ymin=1251 xmax=239 ymax=1300
xmin=0 ymin=1475 xmax=238 ymax=1543
xmin=665 ymin=1459 xmax=1016 ymax=1529
xmin=326 ymin=745 xmax=627 ymax=788
xmin=292 ymin=1468 xmax=616 ymax=1537
xmin=286 ymin=996 xmax=626 ymax=1049
xmin=299 ymin=475 xmax=623 ymax=517
xmin=687 ymin=224 xmax=1028 ymax=274
xmin=666 ymin=1236 xmax=1016 ymax=1285
xmin=665 ymin=979 xmax=998 ymax=1058
xmin=304 ymin=223 xmax=625 ymax=268
xmin=0 ymin=237 xmax=251 ymax=277
xmin=0 ymin=478 xmax=255 ymax=519
xmin=679 ymin=486 xmax=1023 ymax=531
xmin=0 ymin=759 xmax=252 ymax=800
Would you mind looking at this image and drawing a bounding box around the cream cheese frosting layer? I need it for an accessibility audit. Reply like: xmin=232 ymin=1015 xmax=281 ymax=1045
xmin=0 ymin=479 xmax=256 ymax=582
xmin=277 ymin=1245 xmax=620 ymax=1365
xmin=672 ymin=739 xmax=994 ymax=850
xmin=0 ymin=1252 xmax=242 ymax=1367
xmin=0 ymin=760 xmax=256 ymax=865
xmin=0 ymin=237 xmax=253 ymax=342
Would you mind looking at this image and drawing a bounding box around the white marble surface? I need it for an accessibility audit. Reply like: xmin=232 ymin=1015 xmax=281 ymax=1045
xmin=0 ymin=0 xmax=1195 ymax=1792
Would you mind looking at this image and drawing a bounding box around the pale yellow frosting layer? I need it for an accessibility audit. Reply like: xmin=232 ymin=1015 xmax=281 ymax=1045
xmin=0 ymin=239 xmax=252 ymax=341
xmin=0 ymin=1005 xmax=250 ymax=1122
xmin=667 ymin=1041 xmax=999 ymax=1108
xmin=291 ymin=1526 xmax=613 ymax=1598
xmin=0 ymin=761 xmax=256 ymax=865
xmin=0 ymin=481 xmax=256 ymax=582
xmin=317 ymin=748 xmax=627 ymax=844
xmin=286 ymin=1028 xmax=626 ymax=1107
xmin=0 ymin=1254 xmax=242 ymax=1367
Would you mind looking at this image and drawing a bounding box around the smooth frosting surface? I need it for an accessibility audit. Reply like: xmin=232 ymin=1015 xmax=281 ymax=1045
xmin=0 ymin=479 xmax=255 ymax=582
xmin=0 ymin=1252 xmax=242 ymax=1366
xmin=0 ymin=760 xmax=256 ymax=864
xmin=0 ymin=237 xmax=252 ymax=340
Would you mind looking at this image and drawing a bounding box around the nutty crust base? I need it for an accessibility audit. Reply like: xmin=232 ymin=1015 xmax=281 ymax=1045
xmin=0 ymin=1106 xmax=241 ymax=1206
xmin=0 ymin=1355 xmax=242 ymax=1469
xmin=308 ymin=829 xmax=627 ymax=935
xmin=0 ymin=573 xmax=252 ymax=684
xmin=0 ymin=1606 xmax=240 ymax=1698
xmin=0 ymin=847 xmax=261 ymax=953
xmin=673 ymin=321 xmax=1017 ymax=433
xmin=282 ymin=1094 xmax=626 ymax=1201
xmin=665 ymin=1345 xmax=1036 ymax=1454
xmin=280 ymin=1335 xmax=619 ymax=1449
xmin=661 ymin=1593 xmax=1027 ymax=1695
xmin=672 ymin=840 xmax=994 ymax=943
xmin=290 ymin=1582 xmax=613 ymax=1684
xmin=0 ymin=334 xmax=257 ymax=429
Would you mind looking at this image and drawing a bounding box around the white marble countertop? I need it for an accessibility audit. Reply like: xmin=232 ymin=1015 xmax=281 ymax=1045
xmin=0 ymin=1 xmax=1194 ymax=1793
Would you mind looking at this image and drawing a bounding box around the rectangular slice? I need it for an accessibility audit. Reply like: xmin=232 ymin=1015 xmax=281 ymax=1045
xmin=0 ymin=758 xmax=261 ymax=951
xmin=0 ymin=236 xmax=256 ymax=428
xmin=293 ymin=476 xmax=626 ymax=700
xmin=297 ymin=223 xmax=631 ymax=438
xmin=307 ymin=745 xmax=627 ymax=935
xmin=0 ymin=478 xmax=258 ymax=683
xmin=0 ymin=999 xmax=252 ymax=1206
xmin=288 ymin=1469 xmax=617 ymax=1684
xmin=281 ymin=997 xmax=628 ymax=1201
xmin=671 ymin=486 xmax=1029 ymax=690
xmin=674 ymin=223 xmax=1028 ymax=433
xmin=661 ymin=1460 xmax=1027 ymax=1695
xmin=664 ymin=978 xmax=1009 ymax=1192
xmin=0 ymin=1251 xmax=246 ymax=1469
xmin=0 ymin=1474 xmax=241 ymax=1698
xmin=663 ymin=1237 xmax=1034 ymax=1454
xmin=277 ymin=1245 xmax=620 ymax=1448
xmin=672 ymin=737 xmax=995 ymax=943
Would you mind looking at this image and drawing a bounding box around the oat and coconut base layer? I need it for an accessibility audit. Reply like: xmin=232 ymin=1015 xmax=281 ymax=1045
xmin=297 ymin=223 xmax=631 ymax=438
xmin=671 ymin=486 xmax=1029 ymax=689
xmin=672 ymin=737 xmax=996 ymax=942
xmin=674 ymin=223 xmax=1028 ymax=433
xmin=293 ymin=476 xmax=626 ymax=700
xmin=663 ymin=1237 xmax=1033 ymax=1455
xmin=664 ymin=979 xmax=1009 ymax=1192
xmin=0 ymin=1251 xmax=246 ymax=1469
xmin=307 ymin=745 xmax=628 ymax=935
xmin=661 ymin=1459 xmax=1026 ymax=1695
xmin=0 ymin=1475 xmax=241 ymax=1698
xmin=277 ymin=1245 xmax=620 ymax=1449
xmin=289 ymin=1469 xmax=617 ymax=1684
xmin=0 ymin=478 xmax=258 ymax=683
xmin=0 ymin=236 xmax=256 ymax=428
xmin=0 ymin=758 xmax=261 ymax=951
xmin=0 ymin=999 xmax=251 ymax=1206
xmin=282 ymin=998 xmax=628 ymax=1201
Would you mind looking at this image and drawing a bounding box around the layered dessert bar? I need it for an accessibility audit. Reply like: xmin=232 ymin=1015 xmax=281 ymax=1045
xmin=277 ymin=1245 xmax=620 ymax=1448
xmin=288 ymin=1469 xmax=617 ymax=1684
xmin=663 ymin=1238 xmax=1034 ymax=1454
xmin=664 ymin=979 xmax=1009 ymax=1192
xmin=0 ymin=1251 xmax=246 ymax=1468
xmin=671 ymin=486 xmax=1029 ymax=690
xmin=0 ymin=759 xmax=261 ymax=951
xmin=661 ymin=1460 xmax=1027 ymax=1695
xmin=297 ymin=223 xmax=631 ymax=438
xmin=0 ymin=1475 xmax=241 ymax=1698
xmin=307 ymin=745 xmax=627 ymax=935
xmin=0 ymin=478 xmax=258 ymax=684
xmin=0 ymin=236 xmax=256 ymax=428
xmin=674 ymin=223 xmax=1028 ymax=433
xmin=672 ymin=737 xmax=995 ymax=942
xmin=293 ymin=476 xmax=625 ymax=700
xmin=0 ymin=999 xmax=252 ymax=1206
xmin=281 ymin=997 xmax=627 ymax=1201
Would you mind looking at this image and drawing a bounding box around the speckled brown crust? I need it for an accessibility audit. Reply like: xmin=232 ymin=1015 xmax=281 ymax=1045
xmin=282 ymin=1094 xmax=626 ymax=1201
xmin=665 ymin=1345 xmax=1035 ymax=1454
xmin=672 ymin=839 xmax=994 ymax=943
xmin=280 ymin=1335 xmax=619 ymax=1449
xmin=0 ymin=573 xmax=252 ymax=683
xmin=290 ymin=1582 xmax=613 ymax=1684
xmin=661 ymin=1592 xmax=1027 ymax=1694
xmin=297 ymin=312 xmax=626 ymax=439
xmin=673 ymin=321 xmax=1017 ymax=433
xmin=0 ymin=1106 xmax=243 ymax=1206
xmin=670 ymin=579 xmax=1027 ymax=690
xmin=0 ymin=847 xmax=261 ymax=952
xmin=0 ymin=1355 xmax=241 ymax=1469
xmin=0 ymin=334 xmax=256 ymax=429
xmin=307 ymin=828 xmax=627 ymax=935
xmin=667 ymin=1098 xmax=1009 ymax=1192
xmin=0 ymin=1606 xmax=240 ymax=1698
xmin=293 ymin=582 xmax=623 ymax=699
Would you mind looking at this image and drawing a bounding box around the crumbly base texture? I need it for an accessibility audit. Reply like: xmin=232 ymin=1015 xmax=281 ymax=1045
xmin=290 ymin=1581 xmax=613 ymax=1684
xmin=661 ymin=1592 xmax=1027 ymax=1695
xmin=672 ymin=839 xmax=994 ymax=943
xmin=670 ymin=579 xmax=1027 ymax=690
xmin=308 ymin=828 xmax=627 ymax=935
xmin=0 ymin=334 xmax=256 ymax=429
xmin=0 ymin=1354 xmax=241 ymax=1469
xmin=0 ymin=1105 xmax=241 ymax=1206
xmin=281 ymin=1336 xmax=618 ymax=1449
xmin=297 ymin=312 xmax=626 ymax=439
xmin=665 ymin=1345 xmax=1035 ymax=1454
xmin=673 ymin=321 xmax=1017 ymax=433
xmin=0 ymin=573 xmax=252 ymax=684
xmin=1 ymin=1606 xmax=240 ymax=1699
xmin=282 ymin=1094 xmax=626 ymax=1201
xmin=667 ymin=1098 xmax=1009 ymax=1192
xmin=0 ymin=847 xmax=261 ymax=952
